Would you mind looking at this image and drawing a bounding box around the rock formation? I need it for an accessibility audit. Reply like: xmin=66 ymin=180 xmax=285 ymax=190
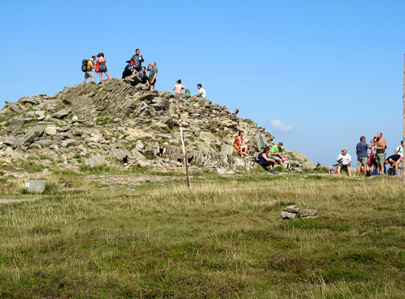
xmin=0 ymin=79 xmax=314 ymax=174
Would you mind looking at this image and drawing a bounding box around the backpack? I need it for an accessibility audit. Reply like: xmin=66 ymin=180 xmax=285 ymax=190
xmin=81 ymin=59 xmax=89 ymax=72
xmin=185 ymin=89 xmax=191 ymax=98
xmin=387 ymin=167 xmax=396 ymax=176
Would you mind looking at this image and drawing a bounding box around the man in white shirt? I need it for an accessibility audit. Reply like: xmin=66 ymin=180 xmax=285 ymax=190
xmin=337 ymin=148 xmax=352 ymax=176
xmin=395 ymin=140 xmax=404 ymax=176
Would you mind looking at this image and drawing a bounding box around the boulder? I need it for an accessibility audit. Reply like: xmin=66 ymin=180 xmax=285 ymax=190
xmin=111 ymin=148 xmax=129 ymax=163
xmin=10 ymin=117 xmax=25 ymax=128
xmin=298 ymin=209 xmax=318 ymax=218
xmin=45 ymin=126 xmax=57 ymax=135
xmin=84 ymin=155 xmax=106 ymax=167
xmin=281 ymin=211 xmax=298 ymax=220
xmin=53 ymin=109 xmax=71 ymax=119
xmin=25 ymin=180 xmax=46 ymax=193
xmin=18 ymin=126 xmax=45 ymax=147
xmin=4 ymin=136 xmax=18 ymax=148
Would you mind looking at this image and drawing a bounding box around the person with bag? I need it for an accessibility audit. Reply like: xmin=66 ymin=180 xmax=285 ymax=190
xmin=96 ymin=52 xmax=112 ymax=83
xmin=81 ymin=56 xmax=96 ymax=84
xmin=256 ymin=147 xmax=276 ymax=173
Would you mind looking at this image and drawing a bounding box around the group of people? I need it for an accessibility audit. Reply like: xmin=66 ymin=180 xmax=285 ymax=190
xmin=81 ymin=53 xmax=112 ymax=84
xmin=82 ymin=49 xmax=206 ymax=96
xmin=233 ymin=131 xmax=289 ymax=173
xmin=336 ymin=132 xmax=403 ymax=176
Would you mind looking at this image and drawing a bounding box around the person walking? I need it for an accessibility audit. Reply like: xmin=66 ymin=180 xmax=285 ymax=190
xmin=96 ymin=52 xmax=112 ymax=83
xmin=131 ymin=49 xmax=144 ymax=72
xmin=82 ymin=56 xmax=96 ymax=84
xmin=147 ymin=62 xmax=158 ymax=91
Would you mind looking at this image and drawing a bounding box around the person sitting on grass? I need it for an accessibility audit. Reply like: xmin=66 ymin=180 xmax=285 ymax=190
xmin=271 ymin=142 xmax=289 ymax=168
xmin=256 ymin=147 xmax=276 ymax=173
xmin=336 ymin=148 xmax=352 ymax=176
xmin=233 ymin=130 xmax=251 ymax=157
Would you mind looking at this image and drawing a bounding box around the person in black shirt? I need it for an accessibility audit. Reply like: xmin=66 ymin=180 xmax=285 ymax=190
xmin=122 ymin=60 xmax=135 ymax=79
xmin=256 ymin=147 xmax=276 ymax=173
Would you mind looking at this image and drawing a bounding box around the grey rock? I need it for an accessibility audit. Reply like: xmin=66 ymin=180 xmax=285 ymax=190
xmin=44 ymin=126 xmax=57 ymax=135
xmin=84 ymin=155 xmax=106 ymax=167
xmin=298 ymin=209 xmax=318 ymax=218
xmin=283 ymin=205 xmax=300 ymax=213
xmin=4 ymin=136 xmax=18 ymax=148
xmin=25 ymin=180 xmax=46 ymax=193
xmin=61 ymin=139 xmax=76 ymax=148
xmin=18 ymin=126 xmax=45 ymax=147
xmin=20 ymin=97 xmax=39 ymax=105
xmin=111 ymin=148 xmax=129 ymax=163
xmin=53 ymin=109 xmax=71 ymax=119
xmin=281 ymin=211 xmax=298 ymax=220
xmin=10 ymin=117 xmax=25 ymax=128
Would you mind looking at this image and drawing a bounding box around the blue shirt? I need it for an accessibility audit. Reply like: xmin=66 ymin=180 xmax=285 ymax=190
xmin=356 ymin=142 xmax=369 ymax=158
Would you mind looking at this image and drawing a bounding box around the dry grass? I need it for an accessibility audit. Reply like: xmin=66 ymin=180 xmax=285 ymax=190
xmin=0 ymin=173 xmax=404 ymax=298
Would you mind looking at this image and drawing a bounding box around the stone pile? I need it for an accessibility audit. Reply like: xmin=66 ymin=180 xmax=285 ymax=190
xmin=0 ymin=78 xmax=315 ymax=174
xmin=281 ymin=205 xmax=318 ymax=220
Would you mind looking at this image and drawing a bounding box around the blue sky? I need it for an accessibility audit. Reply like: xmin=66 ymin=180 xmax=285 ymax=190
xmin=1 ymin=0 xmax=404 ymax=165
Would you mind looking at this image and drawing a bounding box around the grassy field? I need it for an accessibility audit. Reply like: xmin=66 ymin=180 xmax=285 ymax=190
xmin=0 ymin=172 xmax=404 ymax=298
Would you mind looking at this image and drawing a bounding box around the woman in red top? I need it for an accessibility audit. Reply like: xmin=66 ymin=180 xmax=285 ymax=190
xmin=233 ymin=131 xmax=251 ymax=157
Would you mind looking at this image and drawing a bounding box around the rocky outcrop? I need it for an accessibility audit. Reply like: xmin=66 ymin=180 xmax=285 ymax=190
xmin=0 ymin=79 xmax=313 ymax=173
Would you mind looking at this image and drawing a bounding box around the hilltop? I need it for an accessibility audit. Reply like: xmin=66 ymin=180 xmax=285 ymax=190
xmin=0 ymin=78 xmax=315 ymax=175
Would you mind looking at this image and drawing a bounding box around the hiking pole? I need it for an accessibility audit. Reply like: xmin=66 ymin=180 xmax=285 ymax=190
xmin=176 ymin=96 xmax=191 ymax=191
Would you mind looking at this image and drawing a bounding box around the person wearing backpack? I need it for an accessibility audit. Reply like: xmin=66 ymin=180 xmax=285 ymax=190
xmin=256 ymin=147 xmax=276 ymax=173
xmin=96 ymin=52 xmax=112 ymax=83
xmin=81 ymin=56 xmax=96 ymax=85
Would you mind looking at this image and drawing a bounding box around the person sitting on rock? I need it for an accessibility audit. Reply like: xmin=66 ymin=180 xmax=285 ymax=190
xmin=271 ymin=142 xmax=289 ymax=168
xmin=173 ymin=79 xmax=187 ymax=95
xmin=136 ymin=66 xmax=149 ymax=85
xmin=336 ymin=148 xmax=352 ymax=176
xmin=256 ymin=147 xmax=276 ymax=173
xmin=233 ymin=131 xmax=251 ymax=157
xmin=122 ymin=60 xmax=135 ymax=79
xmin=193 ymin=84 xmax=206 ymax=99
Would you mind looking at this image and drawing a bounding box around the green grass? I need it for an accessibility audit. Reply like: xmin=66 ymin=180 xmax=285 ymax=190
xmin=0 ymin=174 xmax=404 ymax=298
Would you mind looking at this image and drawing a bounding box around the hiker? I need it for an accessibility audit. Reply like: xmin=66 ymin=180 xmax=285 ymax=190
xmin=271 ymin=142 xmax=289 ymax=168
xmin=256 ymin=147 xmax=276 ymax=173
xmin=173 ymin=79 xmax=187 ymax=95
xmin=122 ymin=60 xmax=135 ymax=79
xmin=385 ymin=153 xmax=401 ymax=175
xmin=193 ymin=84 xmax=206 ymax=99
xmin=147 ymin=62 xmax=158 ymax=91
xmin=355 ymin=136 xmax=372 ymax=176
xmin=131 ymin=49 xmax=144 ymax=72
xmin=233 ymin=131 xmax=251 ymax=157
xmin=336 ymin=148 xmax=352 ymax=175
xmin=137 ymin=66 xmax=149 ymax=84
xmin=395 ymin=140 xmax=404 ymax=176
xmin=96 ymin=52 xmax=112 ymax=82
xmin=82 ymin=56 xmax=96 ymax=84
xmin=371 ymin=132 xmax=386 ymax=175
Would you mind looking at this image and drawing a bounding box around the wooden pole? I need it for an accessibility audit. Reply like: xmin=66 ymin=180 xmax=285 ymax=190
xmin=402 ymin=54 xmax=405 ymax=184
xmin=176 ymin=97 xmax=191 ymax=191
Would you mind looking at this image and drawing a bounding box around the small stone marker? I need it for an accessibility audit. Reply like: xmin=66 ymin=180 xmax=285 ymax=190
xmin=25 ymin=180 xmax=47 ymax=193
xmin=282 ymin=205 xmax=317 ymax=220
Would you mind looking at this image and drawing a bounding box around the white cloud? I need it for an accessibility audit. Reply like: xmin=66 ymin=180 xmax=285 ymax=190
xmin=270 ymin=119 xmax=293 ymax=133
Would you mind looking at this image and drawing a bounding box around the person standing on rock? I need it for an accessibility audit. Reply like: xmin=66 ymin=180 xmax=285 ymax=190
xmin=147 ymin=62 xmax=158 ymax=91
xmin=173 ymin=79 xmax=187 ymax=95
xmin=82 ymin=56 xmax=96 ymax=84
xmin=193 ymin=84 xmax=206 ymax=99
xmin=96 ymin=52 xmax=112 ymax=83
xmin=131 ymin=49 xmax=144 ymax=72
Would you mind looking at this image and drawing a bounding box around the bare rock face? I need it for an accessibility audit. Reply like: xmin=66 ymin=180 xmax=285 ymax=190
xmin=0 ymin=78 xmax=314 ymax=173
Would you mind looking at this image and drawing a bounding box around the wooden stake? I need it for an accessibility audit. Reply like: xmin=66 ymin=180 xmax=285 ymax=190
xmin=176 ymin=96 xmax=191 ymax=191
xmin=402 ymin=54 xmax=405 ymax=184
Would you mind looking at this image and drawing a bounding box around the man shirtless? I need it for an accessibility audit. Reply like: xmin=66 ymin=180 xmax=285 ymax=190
xmin=173 ymin=79 xmax=187 ymax=95
xmin=371 ymin=132 xmax=386 ymax=175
